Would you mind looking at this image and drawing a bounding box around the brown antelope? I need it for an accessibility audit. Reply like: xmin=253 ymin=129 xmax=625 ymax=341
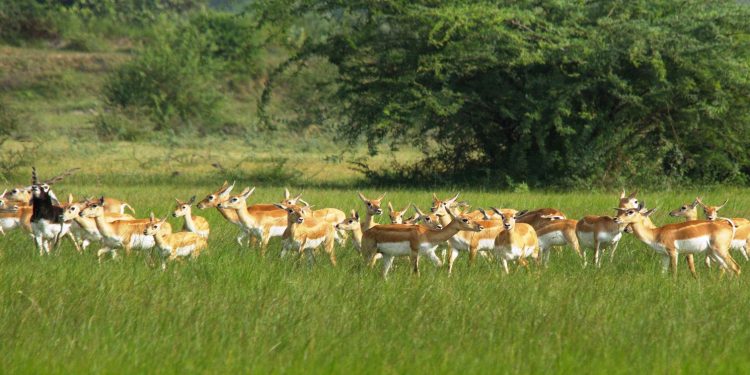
xmin=173 ymin=196 xmax=210 ymax=238
xmin=357 ymin=192 xmax=386 ymax=230
xmin=6 ymin=184 xmax=132 ymax=215
xmin=275 ymin=203 xmax=337 ymax=265
xmin=491 ymin=208 xmax=539 ymax=273
xmin=197 ymin=181 xmax=283 ymax=246
xmin=216 ymin=187 xmax=287 ymax=255
xmin=280 ymin=189 xmax=347 ymax=244
xmin=614 ymin=206 xmax=740 ymax=277
xmin=80 ymin=197 xmax=172 ymax=262
xmin=0 ymin=202 xmax=33 ymax=236
xmin=670 ymin=198 xmax=750 ymax=265
xmin=335 ymin=210 xmax=365 ymax=251
xmin=696 ymin=198 xmax=750 ymax=226
xmin=535 ymin=215 xmax=582 ymax=265
xmin=443 ymin=206 xmax=505 ymax=275
xmin=430 ymin=193 xmax=490 ymax=225
xmin=515 ymin=208 xmax=567 ymax=230
xmin=61 ymin=196 xmax=134 ymax=251
xmin=361 ymin=209 xmax=483 ymax=278
xmin=575 ymin=215 xmax=626 ymax=268
xmin=144 ymin=214 xmax=207 ymax=270
xmin=388 ymin=202 xmax=411 ymax=224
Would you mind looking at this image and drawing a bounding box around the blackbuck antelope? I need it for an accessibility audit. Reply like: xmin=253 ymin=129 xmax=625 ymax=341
xmin=358 ymin=192 xmax=386 ymax=230
xmin=361 ymin=208 xmax=483 ymax=278
xmin=5 ymin=186 xmax=32 ymax=204
xmin=430 ymin=193 xmax=489 ymax=225
xmin=696 ymin=198 xmax=750 ymax=226
xmin=80 ymin=197 xmax=172 ymax=262
xmin=173 ymin=196 xmax=209 ymax=238
xmin=335 ymin=210 xmax=365 ymax=251
xmin=216 ymin=187 xmax=287 ymax=255
xmin=388 ymin=202 xmax=411 ymax=224
xmin=275 ymin=203 xmax=337 ymax=265
xmin=515 ymin=208 xmax=568 ymax=230
xmin=671 ymin=198 xmax=750 ymax=264
xmin=144 ymin=214 xmax=207 ymax=270
xmin=614 ymin=206 xmax=740 ymax=277
xmin=575 ymin=215 xmax=626 ymax=268
xmin=29 ymin=167 xmax=78 ymax=255
xmin=534 ymin=215 xmax=582 ymax=265
xmin=197 ymin=181 xmax=283 ymax=246
xmin=61 ymin=196 xmax=135 ymax=251
xmin=491 ymin=208 xmax=539 ymax=274
xmin=443 ymin=206 xmax=505 ymax=275
xmin=280 ymin=189 xmax=347 ymax=244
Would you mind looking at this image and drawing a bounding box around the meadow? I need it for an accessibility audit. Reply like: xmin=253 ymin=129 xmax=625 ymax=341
xmin=3 ymin=182 xmax=750 ymax=374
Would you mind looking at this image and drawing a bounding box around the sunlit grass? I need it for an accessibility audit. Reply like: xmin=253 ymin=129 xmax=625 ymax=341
xmin=2 ymin=183 xmax=750 ymax=373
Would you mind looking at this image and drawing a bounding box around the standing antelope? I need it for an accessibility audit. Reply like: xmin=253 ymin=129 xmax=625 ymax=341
xmin=275 ymin=203 xmax=337 ymax=266
xmin=336 ymin=210 xmax=365 ymax=251
xmin=29 ymin=168 xmax=79 ymax=255
xmin=173 ymin=196 xmax=210 ymax=238
xmin=144 ymin=214 xmax=207 ymax=270
xmin=671 ymin=198 xmax=750 ymax=264
xmin=280 ymin=189 xmax=347 ymax=244
xmin=492 ymin=208 xmax=539 ymax=274
xmin=515 ymin=208 xmax=568 ymax=230
xmin=216 ymin=187 xmax=287 ymax=255
xmin=360 ymin=209 xmax=483 ymax=278
xmin=80 ymin=197 xmax=172 ymax=262
xmin=61 ymin=197 xmax=134 ymax=251
xmin=388 ymin=202 xmax=411 ymax=224
xmin=534 ymin=215 xmax=582 ymax=265
xmin=575 ymin=214 xmax=625 ymax=268
xmin=444 ymin=206 xmax=505 ymax=275
xmin=357 ymin=192 xmax=386 ymax=230
xmin=614 ymin=206 xmax=740 ymax=278
xmin=696 ymin=198 xmax=750 ymax=226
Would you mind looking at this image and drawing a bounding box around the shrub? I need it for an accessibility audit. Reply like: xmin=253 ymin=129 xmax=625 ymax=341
xmin=93 ymin=109 xmax=150 ymax=142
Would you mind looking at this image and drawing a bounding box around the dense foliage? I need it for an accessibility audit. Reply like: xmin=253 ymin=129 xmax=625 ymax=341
xmin=265 ymin=0 xmax=750 ymax=188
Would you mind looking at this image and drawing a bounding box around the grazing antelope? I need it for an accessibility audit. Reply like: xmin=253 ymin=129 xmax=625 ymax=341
xmin=173 ymin=196 xmax=209 ymax=238
xmin=614 ymin=206 xmax=740 ymax=278
xmin=280 ymin=189 xmax=347 ymax=244
xmin=492 ymin=208 xmax=539 ymax=274
xmin=388 ymin=202 xmax=410 ymax=224
xmin=80 ymin=197 xmax=172 ymax=262
xmin=357 ymin=192 xmax=386 ymax=230
xmin=275 ymin=203 xmax=337 ymax=265
xmin=216 ymin=187 xmax=287 ymax=255
xmin=443 ymin=206 xmax=505 ymax=275
xmin=575 ymin=214 xmax=626 ymax=268
xmin=534 ymin=215 xmax=582 ymax=265
xmin=696 ymin=198 xmax=750 ymax=226
xmin=61 ymin=196 xmax=135 ymax=251
xmin=360 ymin=208 xmax=483 ymax=278
xmin=671 ymin=198 xmax=750 ymax=264
xmin=144 ymin=214 xmax=207 ymax=270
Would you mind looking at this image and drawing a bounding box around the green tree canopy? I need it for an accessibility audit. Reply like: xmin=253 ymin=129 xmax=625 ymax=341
xmin=267 ymin=0 xmax=750 ymax=188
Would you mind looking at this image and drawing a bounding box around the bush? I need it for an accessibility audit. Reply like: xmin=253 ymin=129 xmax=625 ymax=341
xmin=103 ymin=22 xmax=223 ymax=130
xmin=93 ymin=109 xmax=150 ymax=142
xmin=0 ymin=1 xmax=59 ymax=44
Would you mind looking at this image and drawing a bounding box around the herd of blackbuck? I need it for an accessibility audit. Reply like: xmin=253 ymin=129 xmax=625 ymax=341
xmin=0 ymin=168 xmax=747 ymax=278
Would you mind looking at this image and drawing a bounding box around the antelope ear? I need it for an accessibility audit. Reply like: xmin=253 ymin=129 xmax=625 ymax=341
xmin=284 ymin=188 xmax=290 ymax=200
xmin=1 ymin=189 xmax=6 ymax=198
xmin=377 ymin=192 xmax=386 ymax=201
xmin=717 ymin=199 xmax=728 ymax=210
xmin=411 ymin=203 xmax=425 ymax=217
xmin=620 ymin=189 xmax=626 ymax=199
xmin=432 ymin=193 xmax=439 ymax=202
xmin=478 ymin=207 xmax=490 ymax=220
xmin=67 ymin=193 xmax=73 ymax=204
xmin=274 ymin=203 xmax=287 ymax=210
xmin=242 ymin=187 xmax=256 ymax=198
xmin=98 ymin=196 xmax=105 ymax=204
xmin=388 ymin=202 xmax=394 ymax=212
xmin=221 ymin=181 xmax=236 ymax=197
xmin=628 ymin=189 xmax=638 ymax=199
xmin=188 ymin=195 xmax=196 ymax=205
xmin=149 ymin=212 xmax=155 ymax=221
xmin=175 ymin=198 xmax=182 ymax=204
xmin=515 ymin=210 xmax=528 ymax=218
xmin=357 ymin=192 xmax=367 ymax=202
xmin=292 ymin=193 xmax=303 ymax=204
xmin=354 ymin=211 xmax=360 ymax=220
xmin=161 ymin=216 xmax=169 ymax=223
xmin=644 ymin=208 xmax=657 ymax=217
xmin=402 ymin=204 xmax=410 ymax=214
xmin=446 ymin=193 xmax=460 ymax=205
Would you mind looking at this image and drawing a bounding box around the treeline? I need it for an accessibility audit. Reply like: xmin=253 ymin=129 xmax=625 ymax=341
xmin=3 ymin=1 xmax=750 ymax=188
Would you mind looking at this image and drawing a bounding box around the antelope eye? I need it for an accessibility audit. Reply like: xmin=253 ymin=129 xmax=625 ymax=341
xmin=681 ymin=206 xmax=687 ymax=210
xmin=231 ymin=198 xmax=238 ymax=202
xmin=628 ymin=210 xmax=635 ymax=215
xmin=367 ymin=202 xmax=372 ymax=207
xmin=208 ymin=195 xmax=215 ymax=200
xmin=462 ymin=218 xmax=469 ymax=223
xmin=153 ymin=225 xmax=158 ymax=229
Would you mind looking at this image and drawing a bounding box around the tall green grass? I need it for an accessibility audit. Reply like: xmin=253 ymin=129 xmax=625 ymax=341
xmin=2 ymin=184 xmax=750 ymax=373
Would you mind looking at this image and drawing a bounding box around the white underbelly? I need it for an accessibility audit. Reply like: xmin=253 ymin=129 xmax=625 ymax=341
xmin=303 ymin=237 xmax=325 ymax=249
xmin=539 ymin=231 xmax=566 ymax=248
xmin=673 ymin=236 xmax=710 ymax=254
xmin=377 ymin=241 xmax=412 ymax=256
xmin=497 ymin=245 xmax=535 ymax=259
xmin=0 ymin=218 xmax=19 ymax=231
xmin=731 ymin=239 xmax=746 ymax=250
xmin=197 ymin=230 xmax=209 ymax=238
xmin=577 ymin=231 xmax=620 ymax=247
xmin=129 ymin=234 xmax=155 ymax=250
xmin=174 ymin=245 xmax=196 ymax=257
xmin=32 ymin=221 xmax=70 ymax=239
xmin=449 ymin=236 xmax=470 ymax=251
xmin=476 ymin=238 xmax=496 ymax=251
xmin=269 ymin=226 xmax=287 ymax=237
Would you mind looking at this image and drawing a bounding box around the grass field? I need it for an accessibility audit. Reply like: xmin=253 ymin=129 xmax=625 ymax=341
xmin=3 ymin=183 xmax=750 ymax=374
